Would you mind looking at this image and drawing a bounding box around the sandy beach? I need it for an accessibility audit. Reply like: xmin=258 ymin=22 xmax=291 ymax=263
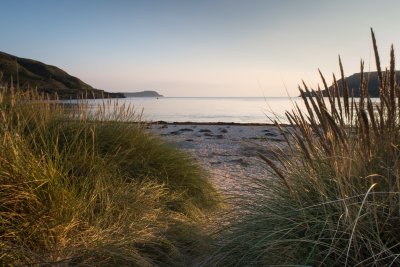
xmin=148 ymin=122 xmax=288 ymax=196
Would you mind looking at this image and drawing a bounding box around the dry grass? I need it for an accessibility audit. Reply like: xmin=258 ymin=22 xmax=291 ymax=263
xmin=206 ymin=29 xmax=400 ymax=266
xmin=0 ymin=87 xmax=220 ymax=265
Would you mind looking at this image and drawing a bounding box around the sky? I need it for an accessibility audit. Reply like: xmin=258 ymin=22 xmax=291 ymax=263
xmin=1 ymin=0 xmax=400 ymax=97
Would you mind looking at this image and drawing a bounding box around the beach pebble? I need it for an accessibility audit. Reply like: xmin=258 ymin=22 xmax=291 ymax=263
xmin=169 ymin=131 xmax=180 ymax=135
xmin=179 ymin=128 xmax=194 ymax=132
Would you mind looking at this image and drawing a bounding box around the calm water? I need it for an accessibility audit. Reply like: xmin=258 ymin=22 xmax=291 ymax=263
xmin=87 ymin=97 xmax=307 ymax=123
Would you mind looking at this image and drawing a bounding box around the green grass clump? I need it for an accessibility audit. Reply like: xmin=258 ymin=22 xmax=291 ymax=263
xmin=0 ymin=88 xmax=220 ymax=265
xmin=206 ymin=29 xmax=400 ymax=266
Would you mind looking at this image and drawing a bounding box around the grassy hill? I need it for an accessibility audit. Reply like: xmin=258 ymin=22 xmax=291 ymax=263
xmin=301 ymin=71 xmax=400 ymax=97
xmin=0 ymin=51 xmax=123 ymax=99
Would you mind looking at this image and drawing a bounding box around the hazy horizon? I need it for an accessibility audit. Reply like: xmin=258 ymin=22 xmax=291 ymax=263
xmin=1 ymin=0 xmax=400 ymax=97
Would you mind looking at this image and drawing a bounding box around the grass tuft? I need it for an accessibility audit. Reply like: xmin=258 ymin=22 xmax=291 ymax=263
xmin=0 ymin=88 xmax=220 ymax=265
xmin=206 ymin=29 xmax=400 ymax=266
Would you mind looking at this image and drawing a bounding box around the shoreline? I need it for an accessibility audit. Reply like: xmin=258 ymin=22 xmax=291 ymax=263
xmin=148 ymin=120 xmax=292 ymax=127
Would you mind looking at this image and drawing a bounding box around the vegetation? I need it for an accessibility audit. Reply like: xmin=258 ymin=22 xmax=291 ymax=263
xmin=206 ymin=29 xmax=400 ymax=266
xmin=0 ymin=88 xmax=220 ymax=265
xmin=0 ymin=51 xmax=123 ymax=99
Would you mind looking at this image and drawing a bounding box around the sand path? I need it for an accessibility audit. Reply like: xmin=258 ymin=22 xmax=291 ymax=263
xmin=148 ymin=123 xmax=288 ymax=197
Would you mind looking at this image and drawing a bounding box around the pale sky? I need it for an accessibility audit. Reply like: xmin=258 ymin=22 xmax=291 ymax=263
xmin=1 ymin=0 xmax=400 ymax=96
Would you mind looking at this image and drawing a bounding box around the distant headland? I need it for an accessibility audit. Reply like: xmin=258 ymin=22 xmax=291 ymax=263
xmin=301 ymin=71 xmax=400 ymax=97
xmin=0 ymin=51 xmax=124 ymax=99
xmin=122 ymin=90 xmax=163 ymax=97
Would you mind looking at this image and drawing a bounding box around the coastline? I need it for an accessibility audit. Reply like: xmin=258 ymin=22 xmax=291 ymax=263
xmin=148 ymin=120 xmax=290 ymax=127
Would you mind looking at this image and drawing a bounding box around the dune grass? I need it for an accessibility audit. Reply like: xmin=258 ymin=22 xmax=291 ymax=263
xmin=206 ymin=29 xmax=400 ymax=266
xmin=0 ymin=88 xmax=220 ymax=265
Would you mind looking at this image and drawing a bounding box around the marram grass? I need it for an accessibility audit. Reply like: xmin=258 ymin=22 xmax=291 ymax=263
xmin=0 ymin=87 xmax=220 ymax=265
xmin=205 ymin=29 xmax=400 ymax=266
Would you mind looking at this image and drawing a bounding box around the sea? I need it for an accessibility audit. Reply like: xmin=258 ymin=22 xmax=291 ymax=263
xmin=82 ymin=97 xmax=312 ymax=123
xmin=85 ymin=97 xmax=306 ymax=124
xmin=70 ymin=96 xmax=378 ymax=123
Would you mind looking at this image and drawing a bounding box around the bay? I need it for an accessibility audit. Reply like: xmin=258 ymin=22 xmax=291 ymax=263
xmin=85 ymin=97 xmax=306 ymax=123
xmin=72 ymin=96 xmax=374 ymax=124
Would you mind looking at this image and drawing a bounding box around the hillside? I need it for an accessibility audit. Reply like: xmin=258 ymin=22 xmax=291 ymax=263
xmin=303 ymin=71 xmax=400 ymax=97
xmin=0 ymin=52 xmax=124 ymax=99
xmin=122 ymin=90 xmax=163 ymax=97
